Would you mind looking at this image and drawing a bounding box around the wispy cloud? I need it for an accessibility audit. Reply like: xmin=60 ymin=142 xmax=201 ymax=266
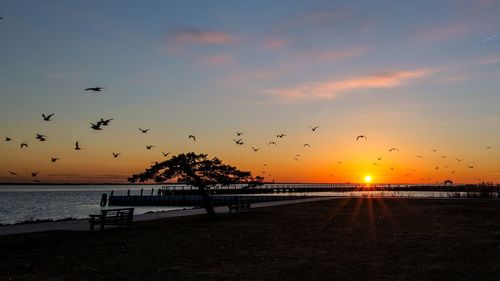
xmin=167 ymin=27 xmax=236 ymax=48
xmin=479 ymin=55 xmax=500 ymax=65
xmin=263 ymin=69 xmax=429 ymax=100
xmin=202 ymin=54 xmax=235 ymax=65
xmin=304 ymin=46 xmax=369 ymax=61
xmin=415 ymin=23 xmax=470 ymax=42
xmin=263 ymin=38 xmax=289 ymax=49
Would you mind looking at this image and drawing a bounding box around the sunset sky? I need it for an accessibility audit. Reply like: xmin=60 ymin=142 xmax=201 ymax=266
xmin=1 ymin=0 xmax=499 ymax=184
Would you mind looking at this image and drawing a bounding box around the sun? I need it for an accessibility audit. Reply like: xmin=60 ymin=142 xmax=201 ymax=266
xmin=364 ymin=175 xmax=372 ymax=183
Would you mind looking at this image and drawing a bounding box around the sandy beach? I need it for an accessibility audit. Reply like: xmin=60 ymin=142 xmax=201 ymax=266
xmin=1 ymin=198 xmax=499 ymax=281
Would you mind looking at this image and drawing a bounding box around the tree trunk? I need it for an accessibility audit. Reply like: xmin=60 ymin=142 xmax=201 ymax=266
xmin=198 ymin=186 xmax=217 ymax=220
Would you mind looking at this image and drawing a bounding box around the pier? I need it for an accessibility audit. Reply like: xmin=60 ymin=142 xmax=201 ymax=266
xmin=105 ymin=183 xmax=500 ymax=207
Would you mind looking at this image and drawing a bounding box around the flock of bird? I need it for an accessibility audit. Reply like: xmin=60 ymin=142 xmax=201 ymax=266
xmin=2 ymin=89 xmax=492 ymax=183
xmin=0 ymin=17 xmax=494 ymax=183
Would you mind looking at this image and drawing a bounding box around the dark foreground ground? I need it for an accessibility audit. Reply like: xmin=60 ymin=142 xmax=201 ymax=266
xmin=1 ymin=198 xmax=499 ymax=281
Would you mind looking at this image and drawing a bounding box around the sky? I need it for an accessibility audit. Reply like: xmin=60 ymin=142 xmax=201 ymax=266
xmin=0 ymin=0 xmax=499 ymax=184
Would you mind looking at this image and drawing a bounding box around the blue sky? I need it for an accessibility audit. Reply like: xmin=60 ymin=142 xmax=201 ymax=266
xmin=1 ymin=0 xmax=499 ymax=183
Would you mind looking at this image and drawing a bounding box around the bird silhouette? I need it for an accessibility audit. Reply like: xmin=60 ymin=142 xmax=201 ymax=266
xmin=268 ymin=141 xmax=277 ymax=146
xmin=337 ymin=161 xmax=342 ymax=164
xmin=441 ymin=155 xmax=446 ymax=159
xmin=456 ymin=158 xmax=462 ymax=162
xmin=8 ymin=171 xmax=17 ymax=176
xmin=31 ymin=172 xmax=39 ymax=177
xmin=233 ymin=139 xmax=244 ymax=145
xmin=162 ymin=152 xmax=171 ymax=157
xmin=5 ymin=137 xmax=11 ymax=141
xmin=139 ymin=128 xmax=150 ymax=133
xmin=356 ymin=135 xmax=367 ymax=141
xmin=188 ymin=135 xmax=196 ymax=141
xmin=451 ymin=170 xmax=456 ymax=174
xmin=42 ymin=113 xmax=55 ymax=121
xmin=35 ymin=134 xmax=46 ymax=141
xmin=435 ymin=166 xmax=440 ymax=170
xmin=293 ymin=157 xmax=300 ymax=161
xmin=377 ymin=157 xmax=383 ymax=161
xmin=277 ymin=134 xmax=286 ymax=138
xmin=20 ymin=143 xmax=28 ymax=149
xmin=51 ymin=157 xmax=59 ymax=162
xmin=417 ymin=155 xmax=423 ymax=159
xmin=74 ymin=141 xmax=81 ymax=150
xmin=486 ymin=146 xmax=492 ymax=149
xmin=251 ymin=147 xmax=260 ymax=152
xmin=236 ymin=131 xmax=243 ymax=136
xmin=467 ymin=165 xmax=476 ymax=169
xmin=85 ymin=87 xmax=105 ymax=92
xmin=310 ymin=126 xmax=319 ymax=131
xmin=430 ymin=149 xmax=438 ymax=152
xmin=388 ymin=147 xmax=399 ymax=152
xmin=146 ymin=145 xmax=154 ymax=150
xmin=303 ymin=144 xmax=311 ymax=148
xmin=100 ymin=118 xmax=113 ymax=126
xmin=112 ymin=152 xmax=121 ymax=158
xmin=90 ymin=122 xmax=103 ymax=130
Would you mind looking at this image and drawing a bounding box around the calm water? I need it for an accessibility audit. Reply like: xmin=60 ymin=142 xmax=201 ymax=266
xmin=1 ymin=184 xmax=498 ymax=225
xmin=0 ymin=185 xmax=186 ymax=225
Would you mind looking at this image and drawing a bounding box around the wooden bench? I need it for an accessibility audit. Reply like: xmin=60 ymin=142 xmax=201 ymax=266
xmin=228 ymin=199 xmax=251 ymax=213
xmin=89 ymin=208 xmax=134 ymax=231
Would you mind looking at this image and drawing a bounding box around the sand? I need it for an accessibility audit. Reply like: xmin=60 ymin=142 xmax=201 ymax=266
xmin=0 ymin=198 xmax=499 ymax=281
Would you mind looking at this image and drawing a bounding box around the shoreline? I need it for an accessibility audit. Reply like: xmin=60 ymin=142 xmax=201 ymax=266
xmin=1 ymin=197 xmax=500 ymax=280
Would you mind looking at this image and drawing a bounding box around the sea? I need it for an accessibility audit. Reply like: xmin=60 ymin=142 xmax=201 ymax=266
xmin=0 ymin=184 xmax=184 ymax=225
xmin=1 ymin=184 xmax=498 ymax=225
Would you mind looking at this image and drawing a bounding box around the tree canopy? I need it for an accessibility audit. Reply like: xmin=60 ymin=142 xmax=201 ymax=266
xmin=128 ymin=152 xmax=263 ymax=219
xmin=128 ymin=152 xmax=263 ymax=187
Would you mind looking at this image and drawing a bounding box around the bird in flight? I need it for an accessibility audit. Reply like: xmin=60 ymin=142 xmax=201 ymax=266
xmin=337 ymin=161 xmax=342 ymax=164
xmin=31 ymin=172 xmax=39 ymax=177
xmin=20 ymin=143 xmax=28 ymax=149
xmin=51 ymin=157 xmax=59 ymax=162
xmin=388 ymin=147 xmax=399 ymax=152
xmin=303 ymin=143 xmax=311 ymax=148
xmin=90 ymin=122 xmax=103 ymax=130
xmin=277 ymin=134 xmax=286 ymax=138
xmin=293 ymin=157 xmax=300 ymax=161
xmin=85 ymin=87 xmax=105 ymax=92
xmin=112 ymin=152 xmax=121 ymax=158
xmin=146 ymin=145 xmax=154 ymax=150
xmin=233 ymin=139 xmax=244 ymax=145
xmin=356 ymin=135 xmax=367 ymax=141
xmin=417 ymin=155 xmax=423 ymax=159
xmin=441 ymin=155 xmax=446 ymax=159
xmin=74 ymin=141 xmax=81 ymax=150
xmin=486 ymin=146 xmax=492 ymax=149
xmin=139 ymin=128 xmax=149 ymax=133
xmin=5 ymin=137 xmax=12 ymax=141
xmin=42 ymin=113 xmax=55 ymax=121
xmin=8 ymin=171 xmax=17 ymax=176
xmin=236 ymin=131 xmax=243 ymax=136
xmin=100 ymin=118 xmax=113 ymax=126
xmin=162 ymin=152 xmax=170 ymax=157
xmin=310 ymin=126 xmax=319 ymax=132
xmin=36 ymin=134 xmax=47 ymax=141
xmin=456 ymin=158 xmax=462 ymax=162
xmin=377 ymin=157 xmax=383 ymax=161
xmin=268 ymin=141 xmax=277 ymax=146
xmin=188 ymin=135 xmax=196 ymax=141
xmin=252 ymin=147 xmax=260 ymax=152
xmin=430 ymin=149 xmax=438 ymax=152
xmin=467 ymin=165 xmax=476 ymax=169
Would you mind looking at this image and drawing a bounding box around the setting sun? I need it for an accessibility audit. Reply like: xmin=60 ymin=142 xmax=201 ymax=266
xmin=364 ymin=175 xmax=372 ymax=183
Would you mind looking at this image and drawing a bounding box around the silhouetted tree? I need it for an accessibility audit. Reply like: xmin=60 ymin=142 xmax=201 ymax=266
xmin=128 ymin=152 xmax=263 ymax=219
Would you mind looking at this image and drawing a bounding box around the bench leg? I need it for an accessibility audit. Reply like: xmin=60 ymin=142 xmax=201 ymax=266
xmin=100 ymin=222 xmax=104 ymax=231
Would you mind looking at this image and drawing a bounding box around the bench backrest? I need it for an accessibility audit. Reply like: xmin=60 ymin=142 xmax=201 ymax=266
xmin=101 ymin=208 xmax=134 ymax=217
